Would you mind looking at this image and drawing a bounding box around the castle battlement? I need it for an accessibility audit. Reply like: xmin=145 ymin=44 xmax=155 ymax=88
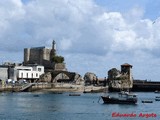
xmin=24 ymin=40 xmax=66 ymax=71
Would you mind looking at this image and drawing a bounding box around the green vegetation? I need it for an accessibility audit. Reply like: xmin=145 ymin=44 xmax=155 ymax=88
xmin=115 ymin=76 xmax=128 ymax=80
xmin=52 ymin=56 xmax=64 ymax=63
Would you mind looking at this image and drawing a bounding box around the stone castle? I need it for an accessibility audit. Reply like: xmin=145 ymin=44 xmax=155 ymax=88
xmin=108 ymin=63 xmax=133 ymax=90
xmin=23 ymin=40 xmax=83 ymax=84
xmin=24 ymin=40 xmax=66 ymax=71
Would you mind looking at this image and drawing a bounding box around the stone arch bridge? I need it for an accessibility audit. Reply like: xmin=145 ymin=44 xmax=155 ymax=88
xmin=51 ymin=71 xmax=77 ymax=83
xmin=40 ymin=70 xmax=82 ymax=84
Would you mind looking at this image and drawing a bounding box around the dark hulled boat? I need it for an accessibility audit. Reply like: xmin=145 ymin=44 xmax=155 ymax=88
xmin=155 ymin=96 xmax=160 ymax=101
xmin=142 ymin=100 xmax=153 ymax=103
xmin=101 ymin=91 xmax=138 ymax=104
xmin=155 ymin=90 xmax=160 ymax=93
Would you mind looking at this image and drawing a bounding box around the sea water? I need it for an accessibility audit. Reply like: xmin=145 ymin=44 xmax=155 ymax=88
xmin=0 ymin=92 xmax=159 ymax=120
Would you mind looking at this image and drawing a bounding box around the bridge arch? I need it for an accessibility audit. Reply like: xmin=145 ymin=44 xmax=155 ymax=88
xmin=51 ymin=71 xmax=76 ymax=83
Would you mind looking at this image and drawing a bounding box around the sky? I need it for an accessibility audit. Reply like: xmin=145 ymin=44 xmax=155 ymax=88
xmin=1 ymin=0 xmax=160 ymax=80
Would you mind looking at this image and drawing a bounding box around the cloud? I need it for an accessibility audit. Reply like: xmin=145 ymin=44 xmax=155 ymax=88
xmin=60 ymin=38 xmax=72 ymax=51
xmin=0 ymin=0 xmax=160 ymax=80
xmin=124 ymin=6 xmax=145 ymax=22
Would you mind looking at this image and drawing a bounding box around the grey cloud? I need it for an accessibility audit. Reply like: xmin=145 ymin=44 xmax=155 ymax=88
xmin=1 ymin=0 xmax=160 ymax=80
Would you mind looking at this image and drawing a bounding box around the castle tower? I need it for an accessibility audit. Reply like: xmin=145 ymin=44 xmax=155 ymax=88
xmin=121 ymin=63 xmax=133 ymax=87
xmin=24 ymin=48 xmax=30 ymax=65
xmin=121 ymin=63 xmax=132 ymax=75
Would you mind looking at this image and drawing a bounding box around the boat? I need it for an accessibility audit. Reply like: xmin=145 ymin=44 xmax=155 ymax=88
xmin=49 ymin=92 xmax=63 ymax=94
xmin=69 ymin=93 xmax=81 ymax=96
xmin=83 ymin=91 xmax=91 ymax=93
xmin=154 ymin=90 xmax=160 ymax=93
xmin=142 ymin=100 xmax=153 ymax=103
xmin=33 ymin=94 xmax=39 ymax=97
xmin=155 ymin=98 xmax=160 ymax=101
xmin=155 ymin=96 xmax=160 ymax=98
xmin=101 ymin=91 xmax=138 ymax=104
xmin=155 ymin=96 xmax=160 ymax=101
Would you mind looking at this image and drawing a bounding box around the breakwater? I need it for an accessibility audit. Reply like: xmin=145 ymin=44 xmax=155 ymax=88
xmin=108 ymin=80 xmax=160 ymax=92
xmin=132 ymin=80 xmax=160 ymax=92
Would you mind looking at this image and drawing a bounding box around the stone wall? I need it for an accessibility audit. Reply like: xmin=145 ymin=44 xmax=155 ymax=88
xmin=0 ymin=67 xmax=8 ymax=80
xmin=39 ymin=71 xmax=84 ymax=85
xmin=54 ymin=63 xmax=67 ymax=71
xmin=84 ymin=72 xmax=97 ymax=85
xmin=29 ymin=48 xmax=42 ymax=64
xmin=24 ymin=42 xmax=66 ymax=71
xmin=24 ymin=48 xmax=30 ymax=64
xmin=42 ymin=48 xmax=51 ymax=61
xmin=39 ymin=72 xmax=52 ymax=82
xmin=24 ymin=47 xmax=53 ymax=69
xmin=9 ymin=68 xmax=17 ymax=81
xmin=108 ymin=67 xmax=133 ymax=89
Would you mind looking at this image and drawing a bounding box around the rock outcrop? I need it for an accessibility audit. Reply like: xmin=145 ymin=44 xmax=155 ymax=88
xmin=74 ymin=73 xmax=84 ymax=85
xmin=108 ymin=65 xmax=133 ymax=90
xmin=84 ymin=72 xmax=97 ymax=85
xmin=39 ymin=72 xmax=52 ymax=82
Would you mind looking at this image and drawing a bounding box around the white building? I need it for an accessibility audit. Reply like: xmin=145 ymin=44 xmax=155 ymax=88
xmin=10 ymin=65 xmax=44 ymax=82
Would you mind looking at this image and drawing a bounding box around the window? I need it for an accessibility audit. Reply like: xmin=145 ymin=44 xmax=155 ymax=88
xmin=27 ymin=73 xmax=28 ymax=78
xmin=36 ymin=73 xmax=38 ymax=77
xmin=38 ymin=68 xmax=41 ymax=72
xmin=21 ymin=73 xmax=23 ymax=78
xmin=32 ymin=73 xmax=33 ymax=78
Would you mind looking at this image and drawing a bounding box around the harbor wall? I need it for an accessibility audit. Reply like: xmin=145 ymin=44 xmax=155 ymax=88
xmin=108 ymin=80 xmax=160 ymax=92
xmin=132 ymin=80 xmax=160 ymax=92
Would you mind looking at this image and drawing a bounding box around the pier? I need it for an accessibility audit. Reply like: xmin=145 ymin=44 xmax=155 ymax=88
xmin=108 ymin=80 xmax=160 ymax=92
xmin=132 ymin=80 xmax=160 ymax=92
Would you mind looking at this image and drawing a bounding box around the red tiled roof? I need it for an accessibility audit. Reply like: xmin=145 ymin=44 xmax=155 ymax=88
xmin=121 ymin=63 xmax=132 ymax=67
